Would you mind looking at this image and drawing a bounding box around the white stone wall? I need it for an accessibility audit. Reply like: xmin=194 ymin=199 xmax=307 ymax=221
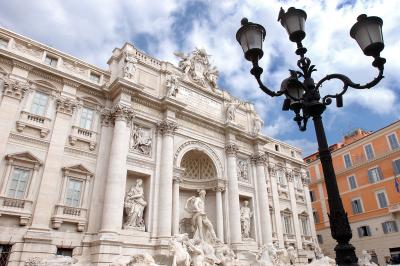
xmin=0 ymin=27 xmax=315 ymax=265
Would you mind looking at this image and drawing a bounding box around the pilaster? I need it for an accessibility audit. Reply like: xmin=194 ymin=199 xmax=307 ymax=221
xmin=268 ymin=163 xmax=285 ymax=248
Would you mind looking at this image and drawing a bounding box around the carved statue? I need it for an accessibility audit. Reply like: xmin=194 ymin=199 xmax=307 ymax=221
xmin=123 ymin=51 xmax=137 ymax=79
xmin=287 ymin=245 xmax=297 ymax=265
xmin=237 ymin=160 xmax=248 ymax=182
xmin=240 ymin=200 xmax=253 ymax=239
xmin=170 ymin=234 xmax=191 ymax=266
xmin=130 ymin=125 xmax=152 ymax=155
xmin=174 ymin=52 xmax=192 ymax=74
xmin=186 ymin=239 xmax=205 ymax=266
xmin=225 ymin=101 xmax=240 ymax=123
xmin=185 ymin=189 xmax=218 ymax=244
xmin=127 ymin=254 xmax=159 ymax=266
xmin=358 ymin=250 xmax=378 ymax=266
xmin=166 ymin=75 xmax=180 ymax=97
xmin=123 ymin=179 xmax=147 ymax=231
xmin=267 ymin=243 xmax=279 ymax=264
xmin=253 ymin=113 xmax=263 ymax=135
xmin=205 ymin=66 xmax=219 ymax=91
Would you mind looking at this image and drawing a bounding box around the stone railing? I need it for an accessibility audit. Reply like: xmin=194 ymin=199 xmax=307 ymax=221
xmin=16 ymin=111 xmax=51 ymax=138
xmin=388 ymin=203 xmax=400 ymax=213
xmin=283 ymin=233 xmax=296 ymax=242
xmin=301 ymin=235 xmax=313 ymax=242
xmin=69 ymin=126 xmax=97 ymax=151
xmin=0 ymin=196 xmax=33 ymax=225
xmin=51 ymin=204 xmax=88 ymax=232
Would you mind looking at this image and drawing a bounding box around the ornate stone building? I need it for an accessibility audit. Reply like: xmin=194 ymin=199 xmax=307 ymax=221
xmin=0 ymin=27 xmax=317 ymax=265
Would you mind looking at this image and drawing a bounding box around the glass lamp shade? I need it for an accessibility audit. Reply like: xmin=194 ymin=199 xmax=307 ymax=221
xmin=281 ymin=76 xmax=304 ymax=101
xmin=350 ymin=14 xmax=384 ymax=57
xmin=236 ymin=18 xmax=266 ymax=62
xmin=278 ymin=7 xmax=307 ymax=43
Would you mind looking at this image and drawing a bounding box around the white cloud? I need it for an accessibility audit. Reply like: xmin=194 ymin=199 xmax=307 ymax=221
xmin=283 ymin=138 xmax=318 ymax=158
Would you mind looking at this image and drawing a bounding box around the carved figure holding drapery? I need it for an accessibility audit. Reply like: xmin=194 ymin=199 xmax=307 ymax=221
xmin=240 ymin=200 xmax=253 ymax=239
xmin=123 ymin=179 xmax=147 ymax=231
xmin=226 ymin=101 xmax=240 ymax=123
xmin=123 ymin=51 xmax=137 ymax=79
xmin=166 ymin=75 xmax=180 ymax=97
xmin=253 ymin=112 xmax=264 ymax=135
xmin=205 ymin=66 xmax=219 ymax=91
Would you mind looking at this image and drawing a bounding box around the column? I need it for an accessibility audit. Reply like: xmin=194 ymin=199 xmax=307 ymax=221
xmin=251 ymin=153 xmax=273 ymax=245
xmin=31 ymin=96 xmax=78 ymax=229
xmin=100 ymin=104 xmax=134 ymax=232
xmin=302 ymin=174 xmax=318 ymax=244
xmin=172 ymin=176 xmax=181 ymax=235
xmin=214 ymin=186 xmax=225 ymax=241
xmin=268 ymin=164 xmax=285 ymax=248
xmin=287 ymin=170 xmax=303 ymax=249
xmin=157 ymin=120 xmax=178 ymax=238
xmin=225 ymin=143 xmax=242 ymax=244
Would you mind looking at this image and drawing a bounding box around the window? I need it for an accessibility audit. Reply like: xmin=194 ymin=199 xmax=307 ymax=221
xmin=309 ymin=190 xmax=316 ymax=202
xmin=317 ymin=234 xmax=323 ymax=244
xmin=376 ymin=190 xmax=388 ymax=208
xmin=277 ymin=170 xmax=286 ymax=186
xmin=282 ymin=215 xmax=293 ymax=234
xmin=347 ymin=175 xmax=357 ymax=190
xmin=301 ymin=217 xmax=310 ymax=235
xmin=44 ymin=55 xmax=58 ymax=67
xmin=364 ymin=144 xmax=375 ymax=160
xmin=79 ymin=107 xmax=94 ymax=130
xmin=90 ymin=72 xmax=100 ymax=83
xmin=56 ymin=248 xmax=73 ymax=257
xmin=343 ymin=153 xmax=352 ymax=168
xmin=0 ymin=38 xmax=8 ymax=49
xmin=0 ymin=244 xmax=12 ymax=266
xmin=7 ymin=168 xmax=30 ymax=199
xmin=382 ymin=221 xmax=398 ymax=234
xmin=274 ymin=144 xmax=279 ymax=152
xmin=351 ymin=198 xmax=363 ymax=214
xmin=393 ymin=159 xmax=400 ymax=176
xmin=357 ymin=225 xmax=371 ymax=237
xmin=368 ymin=167 xmax=383 ymax=183
xmin=31 ymin=92 xmax=48 ymax=116
xmin=388 ymin=133 xmax=399 ymax=150
xmin=313 ymin=210 xmax=319 ymax=224
xmin=65 ymin=179 xmax=83 ymax=207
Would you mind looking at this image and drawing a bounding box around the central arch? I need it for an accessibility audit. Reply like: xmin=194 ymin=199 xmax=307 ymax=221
xmin=180 ymin=150 xmax=217 ymax=180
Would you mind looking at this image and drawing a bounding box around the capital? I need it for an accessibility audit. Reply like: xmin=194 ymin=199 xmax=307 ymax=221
xmin=100 ymin=108 xmax=113 ymax=127
xmin=110 ymin=103 xmax=135 ymax=123
xmin=225 ymin=143 xmax=238 ymax=156
xmin=250 ymin=153 xmax=267 ymax=165
xmin=157 ymin=120 xmax=178 ymax=135
xmin=213 ymin=185 xmax=225 ymax=192
xmin=56 ymin=96 xmax=78 ymax=115
xmin=285 ymin=169 xmax=294 ymax=182
xmin=2 ymin=76 xmax=29 ymax=100
xmin=268 ymin=164 xmax=277 ymax=177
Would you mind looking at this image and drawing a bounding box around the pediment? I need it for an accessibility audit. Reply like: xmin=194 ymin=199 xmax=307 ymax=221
xmin=62 ymin=164 xmax=93 ymax=176
xmin=6 ymin=152 xmax=42 ymax=165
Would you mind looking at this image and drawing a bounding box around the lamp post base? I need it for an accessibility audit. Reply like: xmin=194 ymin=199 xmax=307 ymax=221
xmin=334 ymin=243 xmax=359 ymax=266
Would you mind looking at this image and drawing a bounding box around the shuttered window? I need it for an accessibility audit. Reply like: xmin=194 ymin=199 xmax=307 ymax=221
xmin=348 ymin=175 xmax=357 ymax=190
xmin=364 ymin=144 xmax=375 ymax=160
xmin=376 ymin=191 xmax=388 ymax=208
xmin=7 ymin=168 xmax=30 ymax=199
xmin=368 ymin=167 xmax=383 ymax=183
xmin=65 ymin=179 xmax=83 ymax=207
xmin=357 ymin=226 xmax=371 ymax=237
xmin=31 ymin=92 xmax=48 ymax=116
xmin=351 ymin=199 xmax=363 ymax=214
xmin=393 ymin=159 xmax=400 ymax=176
xmin=382 ymin=221 xmax=398 ymax=234
xmin=344 ymin=154 xmax=352 ymax=168
xmin=388 ymin=133 xmax=399 ymax=150
xmin=79 ymin=107 xmax=94 ymax=130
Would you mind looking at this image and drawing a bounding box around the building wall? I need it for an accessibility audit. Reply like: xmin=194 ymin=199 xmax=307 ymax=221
xmin=0 ymin=27 xmax=316 ymax=265
xmin=307 ymin=123 xmax=400 ymax=265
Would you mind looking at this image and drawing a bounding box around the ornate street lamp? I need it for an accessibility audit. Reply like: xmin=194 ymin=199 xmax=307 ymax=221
xmin=236 ymin=7 xmax=385 ymax=266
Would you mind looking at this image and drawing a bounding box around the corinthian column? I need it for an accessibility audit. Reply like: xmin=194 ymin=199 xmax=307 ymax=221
xmin=268 ymin=164 xmax=285 ymax=248
xmin=213 ymin=185 xmax=225 ymax=241
xmin=157 ymin=120 xmax=178 ymax=238
xmin=172 ymin=176 xmax=181 ymax=235
xmin=286 ymin=170 xmax=303 ymax=249
xmin=225 ymin=143 xmax=242 ymax=244
xmin=100 ymin=104 xmax=134 ymax=233
xmin=251 ymin=154 xmax=272 ymax=245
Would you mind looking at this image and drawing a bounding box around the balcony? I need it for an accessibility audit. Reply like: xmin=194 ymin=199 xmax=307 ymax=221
xmin=389 ymin=203 xmax=400 ymax=213
xmin=301 ymin=235 xmax=313 ymax=243
xmin=51 ymin=204 xmax=88 ymax=232
xmin=16 ymin=111 xmax=51 ymax=137
xmin=283 ymin=233 xmax=296 ymax=243
xmin=69 ymin=126 xmax=97 ymax=151
xmin=0 ymin=196 xmax=33 ymax=225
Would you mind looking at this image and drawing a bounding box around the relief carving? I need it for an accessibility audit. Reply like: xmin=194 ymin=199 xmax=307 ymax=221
xmin=237 ymin=159 xmax=249 ymax=183
xmin=129 ymin=124 xmax=152 ymax=156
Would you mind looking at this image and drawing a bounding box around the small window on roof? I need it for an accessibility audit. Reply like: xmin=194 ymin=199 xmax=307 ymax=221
xmin=275 ymin=144 xmax=279 ymax=152
xmin=90 ymin=72 xmax=100 ymax=83
xmin=44 ymin=55 xmax=58 ymax=67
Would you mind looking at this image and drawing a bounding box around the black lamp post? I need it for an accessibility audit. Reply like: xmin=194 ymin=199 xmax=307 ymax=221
xmin=236 ymin=7 xmax=385 ymax=266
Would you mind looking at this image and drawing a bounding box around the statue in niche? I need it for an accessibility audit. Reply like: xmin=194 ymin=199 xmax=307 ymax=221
xmin=166 ymin=74 xmax=179 ymax=97
xmin=240 ymin=200 xmax=253 ymax=239
xmin=123 ymin=179 xmax=147 ymax=231
xmin=225 ymin=101 xmax=240 ymax=123
xmin=123 ymin=51 xmax=137 ymax=79
xmin=237 ymin=159 xmax=248 ymax=182
xmin=185 ymin=189 xmax=218 ymax=244
xmin=130 ymin=124 xmax=152 ymax=155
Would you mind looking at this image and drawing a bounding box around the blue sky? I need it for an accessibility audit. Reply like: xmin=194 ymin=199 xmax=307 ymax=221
xmin=0 ymin=0 xmax=399 ymax=156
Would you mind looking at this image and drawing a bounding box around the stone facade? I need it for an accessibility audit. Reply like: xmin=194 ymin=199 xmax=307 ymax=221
xmin=0 ymin=27 xmax=317 ymax=265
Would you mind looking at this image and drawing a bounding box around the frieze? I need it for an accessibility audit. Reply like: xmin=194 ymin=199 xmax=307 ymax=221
xmin=126 ymin=156 xmax=155 ymax=171
xmin=64 ymin=147 xmax=97 ymax=160
xmin=62 ymin=60 xmax=87 ymax=76
xmin=30 ymin=69 xmax=63 ymax=84
xmin=157 ymin=120 xmax=178 ymax=135
xmin=176 ymin=116 xmax=225 ymax=141
xmin=176 ymin=85 xmax=222 ymax=115
xmin=9 ymin=132 xmax=49 ymax=149
xmin=14 ymin=41 xmax=43 ymax=58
